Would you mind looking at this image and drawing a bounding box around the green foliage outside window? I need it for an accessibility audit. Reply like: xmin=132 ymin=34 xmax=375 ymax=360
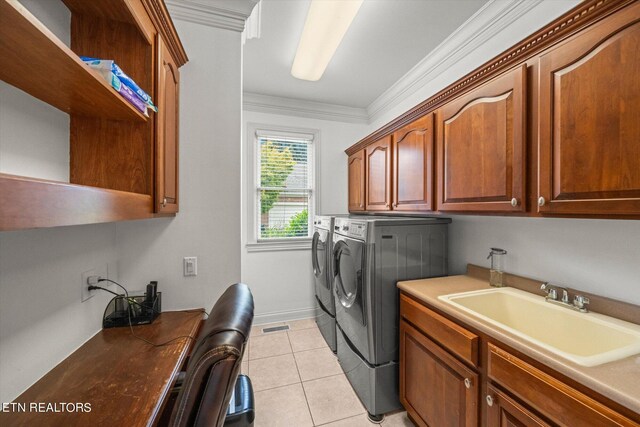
xmin=260 ymin=140 xmax=295 ymax=214
xmin=262 ymin=209 xmax=308 ymax=238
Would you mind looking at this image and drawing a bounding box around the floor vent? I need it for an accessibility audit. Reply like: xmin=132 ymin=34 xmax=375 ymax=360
xmin=262 ymin=325 xmax=290 ymax=333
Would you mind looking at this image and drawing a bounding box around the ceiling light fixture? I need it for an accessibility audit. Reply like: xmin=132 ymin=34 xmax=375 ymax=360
xmin=291 ymin=0 xmax=364 ymax=82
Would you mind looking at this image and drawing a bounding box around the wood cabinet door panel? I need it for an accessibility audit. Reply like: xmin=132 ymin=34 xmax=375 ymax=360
xmin=486 ymin=384 xmax=551 ymax=427
xmin=365 ymin=136 xmax=392 ymax=211
xmin=400 ymin=320 xmax=478 ymax=427
xmin=437 ymin=65 xmax=526 ymax=212
xmin=538 ymin=3 xmax=640 ymax=215
xmin=488 ymin=343 xmax=638 ymax=427
xmin=400 ymin=294 xmax=478 ymax=367
xmin=348 ymin=150 xmax=365 ymax=211
xmin=393 ymin=114 xmax=433 ymax=211
xmin=156 ymin=36 xmax=179 ymax=214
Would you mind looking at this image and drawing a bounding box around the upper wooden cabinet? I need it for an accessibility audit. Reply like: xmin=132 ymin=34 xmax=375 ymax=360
xmin=156 ymin=35 xmax=180 ymax=214
xmin=436 ymin=65 xmax=527 ymax=213
xmin=348 ymin=149 xmax=366 ymax=211
xmin=365 ymin=136 xmax=392 ymax=211
xmin=537 ymin=2 xmax=640 ymax=216
xmin=0 ymin=0 xmax=187 ymax=230
xmin=392 ymin=114 xmax=434 ymax=211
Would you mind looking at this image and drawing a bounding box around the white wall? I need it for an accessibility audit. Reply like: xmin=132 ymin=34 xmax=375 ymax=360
xmin=0 ymin=10 xmax=243 ymax=402
xmin=241 ymin=111 xmax=368 ymax=323
xmin=0 ymin=0 xmax=70 ymax=182
xmin=116 ymin=20 xmax=243 ymax=311
xmin=361 ymin=0 xmax=640 ymax=305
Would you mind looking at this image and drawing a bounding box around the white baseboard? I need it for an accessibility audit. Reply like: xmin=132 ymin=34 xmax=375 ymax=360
xmin=253 ymin=306 xmax=317 ymax=325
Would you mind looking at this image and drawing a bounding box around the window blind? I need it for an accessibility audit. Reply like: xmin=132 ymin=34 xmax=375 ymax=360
xmin=257 ymin=135 xmax=313 ymax=239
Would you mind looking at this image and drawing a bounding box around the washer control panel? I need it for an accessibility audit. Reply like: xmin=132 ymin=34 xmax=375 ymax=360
xmin=334 ymin=218 xmax=367 ymax=239
xmin=313 ymin=216 xmax=332 ymax=230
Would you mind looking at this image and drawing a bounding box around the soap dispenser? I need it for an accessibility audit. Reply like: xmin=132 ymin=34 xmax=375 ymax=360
xmin=487 ymin=248 xmax=507 ymax=287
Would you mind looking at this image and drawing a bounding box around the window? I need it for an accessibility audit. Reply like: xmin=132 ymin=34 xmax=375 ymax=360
xmin=252 ymin=127 xmax=316 ymax=244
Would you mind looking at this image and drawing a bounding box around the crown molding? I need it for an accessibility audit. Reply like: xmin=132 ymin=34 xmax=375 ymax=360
xmin=366 ymin=0 xmax=544 ymax=123
xmin=165 ymin=0 xmax=259 ymax=32
xmin=243 ymin=92 xmax=369 ymax=124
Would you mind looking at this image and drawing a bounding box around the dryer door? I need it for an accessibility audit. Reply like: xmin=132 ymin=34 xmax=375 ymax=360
xmin=333 ymin=237 xmax=366 ymax=326
xmin=313 ymin=228 xmax=334 ymax=315
xmin=311 ymin=229 xmax=327 ymax=279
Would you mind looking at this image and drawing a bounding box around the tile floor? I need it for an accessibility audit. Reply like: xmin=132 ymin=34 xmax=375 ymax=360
xmin=244 ymin=318 xmax=414 ymax=427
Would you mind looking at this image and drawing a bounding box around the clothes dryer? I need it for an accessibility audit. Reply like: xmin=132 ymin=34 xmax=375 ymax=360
xmin=331 ymin=216 xmax=450 ymax=420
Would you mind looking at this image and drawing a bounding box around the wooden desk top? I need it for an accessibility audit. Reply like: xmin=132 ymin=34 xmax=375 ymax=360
xmin=1 ymin=310 xmax=203 ymax=427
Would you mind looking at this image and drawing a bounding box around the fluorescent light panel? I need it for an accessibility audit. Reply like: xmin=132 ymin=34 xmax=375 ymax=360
xmin=291 ymin=0 xmax=363 ymax=82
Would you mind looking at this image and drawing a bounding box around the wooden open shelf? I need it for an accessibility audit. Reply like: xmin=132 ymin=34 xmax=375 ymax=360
xmin=62 ymin=0 xmax=155 ymax=45
xmin=0 ymin=174 xmax=156 ymax=230
xmin=0 ymin=0 xmax=147 ymax=122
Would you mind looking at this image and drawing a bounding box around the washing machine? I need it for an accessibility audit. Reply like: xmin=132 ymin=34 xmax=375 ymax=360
xmin=312 ymin=214 xmax=337 ymax=351
xmin=331 ymin=215 xmax=450 ymax=419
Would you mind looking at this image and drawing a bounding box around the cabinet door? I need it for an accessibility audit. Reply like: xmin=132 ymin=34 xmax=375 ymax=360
xmin=400 ymin=320 xmax=478 ymax=427
xmin=365 ymin=136 xmax=392 ymax=211
xmin=348 ymin=149 xmax=366 ymax=211
xmin=156 ymin=36 xmax=180 ymax=214
xmin=486 ymin=384 xmax=551 ymax=427
xmin=392 ymin=114 xmax=434 ymax=211
xmin=488 ymin=343 xmax=638 ymax=427
xmin=436 ymin=65 xmax=526 ymax=212
xmin=538 ymin=3 xmax=640 ymax=215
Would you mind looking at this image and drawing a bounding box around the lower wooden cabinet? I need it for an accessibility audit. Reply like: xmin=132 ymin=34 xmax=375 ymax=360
xmin=399 ymin=292 xmax=639 ymax=427
xmin=400 ymin=319 xmax=478 ymax=427
xmin=488 ymin=344 xmax=638 ymax=427
xmin=486 ymin=384 xmax=551 ymax=427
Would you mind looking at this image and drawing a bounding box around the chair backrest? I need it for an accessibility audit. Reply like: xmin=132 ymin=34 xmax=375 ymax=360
xmin=169 ymin=283 xmax=254 ymax=427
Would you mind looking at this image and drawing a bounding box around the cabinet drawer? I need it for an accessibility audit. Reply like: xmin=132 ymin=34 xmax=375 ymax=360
xmin=400 ymin=293 xmax=478 ymax=366
xmin=488 ymin=343 xmax=638 ymax=427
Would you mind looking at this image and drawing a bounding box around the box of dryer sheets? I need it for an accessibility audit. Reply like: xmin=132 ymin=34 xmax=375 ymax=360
xmin=80 ymin=57 xmax=158 ymax=116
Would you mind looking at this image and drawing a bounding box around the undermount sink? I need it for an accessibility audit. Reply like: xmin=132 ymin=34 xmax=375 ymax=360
xmin=438 ymin=287 xmax=640 ymax=367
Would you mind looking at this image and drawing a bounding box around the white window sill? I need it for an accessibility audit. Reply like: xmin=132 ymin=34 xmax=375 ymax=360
xmin=246 ymin=239 xmax=312 ymax=252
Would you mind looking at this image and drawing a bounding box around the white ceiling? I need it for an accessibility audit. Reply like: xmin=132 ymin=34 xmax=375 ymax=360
xmin=243 ymin=0 xmax=489 ymax=109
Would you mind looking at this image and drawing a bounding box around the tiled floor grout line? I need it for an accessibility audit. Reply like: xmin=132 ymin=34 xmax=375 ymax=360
xmin=291 ymin=348 xmax=317 ymax=426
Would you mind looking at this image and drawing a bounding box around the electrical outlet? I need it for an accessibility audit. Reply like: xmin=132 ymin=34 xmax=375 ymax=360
xmin=183 ymin=257 xmax=197 ymax=276
xmin=81 ymin=264 xmax=108 ymax=302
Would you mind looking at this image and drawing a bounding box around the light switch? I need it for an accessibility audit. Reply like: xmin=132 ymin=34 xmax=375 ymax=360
xmin=183 ymin=257 xmax=197 ymax=276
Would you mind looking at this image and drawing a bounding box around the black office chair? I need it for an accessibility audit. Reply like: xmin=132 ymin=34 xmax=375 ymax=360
xmin=163 ymin=283 xmax=255 ymax=427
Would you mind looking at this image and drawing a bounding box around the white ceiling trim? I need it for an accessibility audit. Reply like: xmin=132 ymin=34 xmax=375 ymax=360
xmin=366 ymin=0 xmax=543 ymax=122
xmin=165 ymin=0 xmax=259 ymax=32
xmin=243 ymin=93 xmax=369 ymax=124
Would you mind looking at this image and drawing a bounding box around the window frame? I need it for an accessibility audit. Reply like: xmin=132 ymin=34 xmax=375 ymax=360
xmin=245 ymin=123 xmax=320 ymax=252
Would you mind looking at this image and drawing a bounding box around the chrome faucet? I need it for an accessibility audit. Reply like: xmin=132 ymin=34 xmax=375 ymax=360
xmin=540 ymin=282 xmax=590 ymax=313
xmin=540 ymin=283 xmax=557 ymax=300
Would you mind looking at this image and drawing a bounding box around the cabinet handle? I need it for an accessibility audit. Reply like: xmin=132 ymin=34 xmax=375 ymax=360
xmin=486 ymin=395 xmax=494 ymax=407
xmin=464 ymin=378 xmax=472 ymax=389
xmin=538 ymin=196 xmax=546 ymax=207
xmin=510 ymin=198 xmax=518 ymax=207
xmin=392 ymin=202 xmax=397 ymax=208
xmin=162 ymin=197 xmax=167 ymax=207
